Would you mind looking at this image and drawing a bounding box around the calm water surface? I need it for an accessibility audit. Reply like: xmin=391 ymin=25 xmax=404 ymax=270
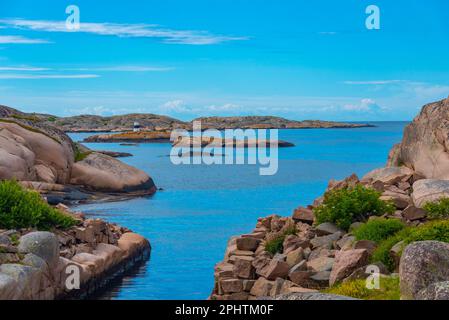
xmin=69 ymin=122 xmax=407 ymax=300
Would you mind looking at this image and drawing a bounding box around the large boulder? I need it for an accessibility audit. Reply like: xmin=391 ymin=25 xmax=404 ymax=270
xmin=70 ymin=152 xmax=156 ymax=193
xmin=18 ymin=232 xmax=60 ymax=268
xmin=399 ymin=241 xmax=449 ymax=300
xmin=0 ymin=122 xmax=73 ymax=183
xmin=329 ymin=249 xmax=369 ymax=286
xmin=387 ymin=97 xmax=449 ymax=179
xmin=416 ymin=281 xmax=449 ymax=300
xmin=411 ymin=179 xmax=449 ymax=208
xmin=361 ymin=167 xmax=413 ymax=184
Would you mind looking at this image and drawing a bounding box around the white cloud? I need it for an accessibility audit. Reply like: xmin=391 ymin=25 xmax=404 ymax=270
xmin=0 ymin=66 xmax=50 ymax=71
xmin=343 ymin=80 xmax=407 ymax=85
xmin=0 ymin=19 xmax=247 ymax=45
xmin=0 ymin=73 xmax=99 ymax=79
xmin=342 ymin=98 xmax=383 ymax=112
xmin=0 ymin=35 xmax=51 ymax=44
xmin=66 ymin=65 xmax=174 ymax=72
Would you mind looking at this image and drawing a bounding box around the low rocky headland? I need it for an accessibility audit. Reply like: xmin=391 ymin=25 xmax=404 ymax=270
xmin=33 ymin=111 xmax=372 ymax=133
xmin=0 ymin=105 xmax=155 ymax=299
xmin=0 ymin=105 xmax=156 ymax=204
xmin=211 ymin=97 xmax=449 ymax=301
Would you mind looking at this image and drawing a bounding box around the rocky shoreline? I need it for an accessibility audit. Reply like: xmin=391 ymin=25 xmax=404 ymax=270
xmin=211 ymin=97 xmax=449 ymax=301
xmin=0 ymin=204 xmax=150 ymax=300
xmin=1 ymin=105 xmax=154 ymax=300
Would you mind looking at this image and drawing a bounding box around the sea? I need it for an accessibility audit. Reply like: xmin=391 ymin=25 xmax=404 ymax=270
xmin=69 ymin=121 xmax=407 ymax=300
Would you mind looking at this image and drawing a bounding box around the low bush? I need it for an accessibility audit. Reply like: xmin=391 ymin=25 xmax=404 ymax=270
xmin=265 ymin=224 xmax=297 ymax=255
xmin=371 ymin=220 xmax=449 ymax=271
xmin=423 ymin=198 xmax=449 ymax=219
xmin=0 ymin=180 xmax=76 ymax=230
xmin=353 ymin=218 xmax=405 ymax=243
xmin=324 ymin=276 xmax=400 ymax=300
xmin=314 ymin=185 xmax=395 ymax=230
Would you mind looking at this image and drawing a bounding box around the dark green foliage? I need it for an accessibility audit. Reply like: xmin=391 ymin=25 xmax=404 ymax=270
xmin=314 ymin=185 xmax=395 ymax=230
xmin=0 ymin=180 xmax=76 ymax=230
xmin=265 ymin=225 xmax=297 ymax=255
xmin=371 ymin=220 xmax=449 ymax=271
xmin=353 ymin=218 xmax=405 ymax=243
xmin=423 ymin=198 xmax=449 ymax=219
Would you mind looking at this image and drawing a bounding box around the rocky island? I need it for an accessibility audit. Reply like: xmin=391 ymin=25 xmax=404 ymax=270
xmin=34 ymin=112 xmax=372 ymax=133
xmin=211 ymin=97 xmax=449 ymax=301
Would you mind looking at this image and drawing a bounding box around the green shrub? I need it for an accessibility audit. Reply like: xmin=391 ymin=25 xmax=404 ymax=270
xmin=0 ymin=180 xmax=76 ymax=230
xmin=314 ymin=185 xmax=395 ymax=230
xmin=265 ymin=236 xmax=284 ymax=255
xmin=423 ymin=198 xmax=449 ymax=219
xmin=371 ymin=220 xmax=449 ymax=271
xmin=324 ymin=276 xmax=400 ymax=300
xmin=353 ymin=218 xmax=405 ymax=244
xmin=265 ymin=225 xmax=297 ymax=255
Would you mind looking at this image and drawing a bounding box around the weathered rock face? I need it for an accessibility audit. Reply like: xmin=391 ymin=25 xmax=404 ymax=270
xmin=0 ymin=218 xmax=150 ymax=300
xmin=0 ymin=107 xmax=157 ymax=197
xmin=0 ymin=122 xmax=73 ymax=184
xmin=70 ymin=153 xmax=156 ymax=193
xmin=387 ymin=97 xmax=449 ymax=179
xmin=411 ymin=179 xmax=449 ymax=208
xmin=399 ymin=241 xmax=449 ymax=300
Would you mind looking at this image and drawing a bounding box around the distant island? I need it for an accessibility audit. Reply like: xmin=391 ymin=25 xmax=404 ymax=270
xmin=8 ymin=110 xmax=373 ymax=132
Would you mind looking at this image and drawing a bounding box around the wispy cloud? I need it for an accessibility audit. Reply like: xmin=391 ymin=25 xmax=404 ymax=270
xmin=66 ymin=66 xmax=174 ymax=72
xmin=0 ymin=73 xmax=99 ymax=79
xmin=0 ymin=19 xmax=247 ymax=45
xmin=343 ymin=80 xmax=407 ymax=85
xmin=0 ymin=66 xmax=50 ymax=71
xmin=0 ymin=35 xmax=51 ymax=44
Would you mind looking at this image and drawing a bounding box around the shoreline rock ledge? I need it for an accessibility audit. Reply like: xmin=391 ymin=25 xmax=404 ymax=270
xmin=0 ymin=207 xmax=150 ymax=300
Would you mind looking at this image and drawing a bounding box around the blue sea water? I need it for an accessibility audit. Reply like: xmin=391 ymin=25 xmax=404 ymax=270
xmin=69 ymin=122 xmax=407 ymax=300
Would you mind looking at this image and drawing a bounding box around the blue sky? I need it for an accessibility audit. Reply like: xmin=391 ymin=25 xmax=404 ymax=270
xmin=0 ymin=0 xmax=448 ymax=121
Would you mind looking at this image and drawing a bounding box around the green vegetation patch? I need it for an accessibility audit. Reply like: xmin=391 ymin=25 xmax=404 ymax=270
xmin=0 ymin=180 xmax=76 ymax=230
xmin=423 ymin=198 xmax=449 ymax=219
xmin=353 ymin=218 xmax=405 ymax=244
xmin=265 ymin=225 xmax=297 ymax=255
xmin=314 ymin=185 xmax=395 ymax=230
xmin=324 ymin=276 xmax=400 ymax=300
xmin=74 ymin=144 xmax=92 ymax=162
xmin=371 ymin=220 xmax=449 ymax=271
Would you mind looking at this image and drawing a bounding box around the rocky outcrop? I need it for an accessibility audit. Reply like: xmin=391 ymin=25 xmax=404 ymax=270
xmin=44 ymin=113 xmax=188 ymax=133
xmin=210 ymin=210 xmax=397 ymax=300
xmin=192 ymin=116 xmax=373 ymax=130
xmin=70 ymin=153 xmax=156 ymax=194
xmin=40 ymin=112 xmax=372 ymax=133
xmin=411 ymin=179 xmax=449 ymax=208
xmin=0 ymin=208 xmax=150 ymax=300
xmin=387 ymin=97 xmax=449 ymax=179
xmin=399 ymin=241 xmax=449 ymax=300
xmin=0 ymin=105 xmax=157 ymax=201
xmin=84 ymin=131 xmax=172 ymax=143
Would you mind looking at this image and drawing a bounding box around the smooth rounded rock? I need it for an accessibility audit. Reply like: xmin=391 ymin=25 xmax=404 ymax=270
xmin=18 ymin=232 xmax=60 ymax=268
